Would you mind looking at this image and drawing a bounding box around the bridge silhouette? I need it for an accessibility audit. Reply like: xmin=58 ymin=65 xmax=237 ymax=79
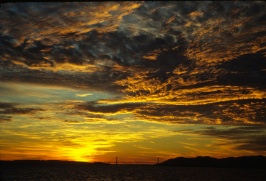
xmin=106 ymin=157 xmax=160 ymax=165
xmin=108 ymin=162 xmax=157 ymax=165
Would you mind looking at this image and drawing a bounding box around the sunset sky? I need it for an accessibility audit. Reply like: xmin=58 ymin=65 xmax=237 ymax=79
xmin=0 ymin=1 xmax=266 ymax=163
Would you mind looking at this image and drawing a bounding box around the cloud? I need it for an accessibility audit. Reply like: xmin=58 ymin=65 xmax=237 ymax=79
xmin=1 ymin=1 xmax=265 ymax=70
xmin=134 ymin=99 xmax=266 ymax=125
xmin=0 ymin=107 xmax=42 ymax=115
xmin=216 ymin=53 xmax=266 ymax=88
xmin=72 ymin=97 xmax=266 ymax=125
xmin=0 ymin=1 xmax=265 ymax=127
xmin=0 ymin=115 xmax=12 ymax=122
xmin=76 ymin=101 xmax=145 ymax=115
xmin=0 ymin=64 xmax=127 ymax=92
xmin=195 ymin=126 xmax=266 ymax=152
xmin=0 ymin=2 xmax=142 ymax=71
xmin=0 ymin=102 xmax=43 ymax=122
xmin=0 ymin=102 xmax=15 ymax=109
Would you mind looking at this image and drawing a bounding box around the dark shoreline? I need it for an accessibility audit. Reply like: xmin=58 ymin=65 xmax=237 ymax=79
xmin=1 ymin=155 xmax=266 ymax=168
xmin=158 ymin=155 xmax=266 ymax=168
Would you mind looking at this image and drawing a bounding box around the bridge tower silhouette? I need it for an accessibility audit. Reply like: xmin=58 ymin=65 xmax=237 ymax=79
xmin=157 ymin=157 xmax=160 ymax=164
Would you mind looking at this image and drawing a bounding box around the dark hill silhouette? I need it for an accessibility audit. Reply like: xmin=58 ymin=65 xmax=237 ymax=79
xmin=158 ymin=156 xmax=266 ymax=168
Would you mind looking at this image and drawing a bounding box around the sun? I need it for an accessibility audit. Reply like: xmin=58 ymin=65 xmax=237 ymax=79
xmin=57 ymin=146 xmax=96 ymax=162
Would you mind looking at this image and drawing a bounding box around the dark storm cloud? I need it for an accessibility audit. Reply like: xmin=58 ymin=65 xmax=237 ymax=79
xmin=2 ymin=1 xmax=263 ymax=69
xmin=134 ymin=99 xmax=266 ymax=125
xmin=1 ymin=1 xmax=265 ymax=74
xmin=73 ymin=98 xmax=266 ymax=125
xmin=217 ymin=53 xmax=266 ymax=88
xmin=0 ymin=61 xmax=128 ymax=92
xmin=0 ymin=1 xmax=265 ymax=126
xmin=195 ymin=126 xmax=266 ymax=151
xmin=0 ymin=2 xmax=143 ymax=68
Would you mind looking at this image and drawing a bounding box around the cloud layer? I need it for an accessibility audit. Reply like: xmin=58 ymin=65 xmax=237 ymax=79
xmin=0 ymin=2 xmax=265 ymax=161
xmin=0 ymin=2 xmax=266 ymax=124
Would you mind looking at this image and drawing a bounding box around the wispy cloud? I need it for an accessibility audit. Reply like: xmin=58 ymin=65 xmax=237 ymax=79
xmin=0 ymin=101 xmax=43 ymax=122
xmin=194 ymin=126 xmax=266 ymax=153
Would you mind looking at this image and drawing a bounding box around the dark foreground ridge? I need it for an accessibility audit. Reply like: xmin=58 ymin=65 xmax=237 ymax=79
xmin=158 ymin=155 xmax=266 ymax=168
xmin=1 ymin=155 xmax=266 ymax=168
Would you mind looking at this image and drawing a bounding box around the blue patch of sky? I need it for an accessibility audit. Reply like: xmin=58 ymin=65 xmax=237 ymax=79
xmin=0 ymin=82 xmax=116 ymax=104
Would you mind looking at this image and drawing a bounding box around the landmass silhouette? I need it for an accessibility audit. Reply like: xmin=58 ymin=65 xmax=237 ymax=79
xmin=158 ymin=155 xmax=266 ymax=168
xmin=1 ymin=155 xmax=265 ymax=168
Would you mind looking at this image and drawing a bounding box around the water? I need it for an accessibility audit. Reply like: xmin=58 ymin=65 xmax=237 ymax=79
xmin=1 ymin=162 xmax=265 ymax=181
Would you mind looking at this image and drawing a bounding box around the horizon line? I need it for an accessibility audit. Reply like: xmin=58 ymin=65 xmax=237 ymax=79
xmin=1 ymin=155 xmax=265 ymax=163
